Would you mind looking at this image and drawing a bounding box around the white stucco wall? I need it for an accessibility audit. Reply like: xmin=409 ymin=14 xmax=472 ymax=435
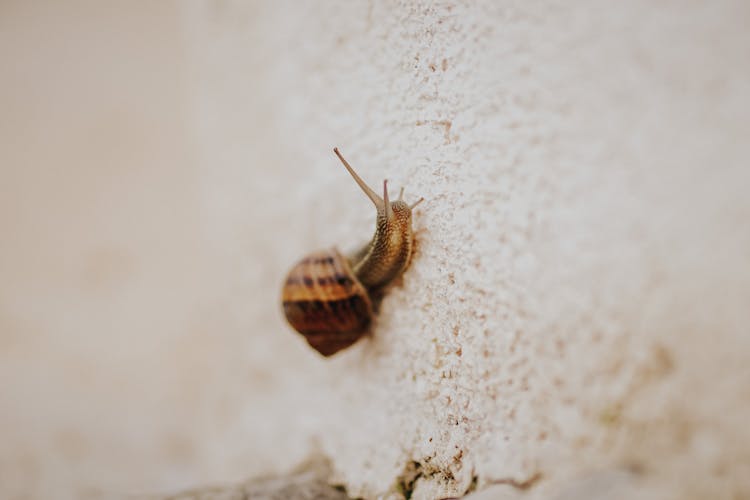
xmin=1 ymin=1 xmax=749 ymax=499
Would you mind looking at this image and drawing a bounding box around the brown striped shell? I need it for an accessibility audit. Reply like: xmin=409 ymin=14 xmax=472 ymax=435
xmin=282 ymin=249 xmax=373 ymax=356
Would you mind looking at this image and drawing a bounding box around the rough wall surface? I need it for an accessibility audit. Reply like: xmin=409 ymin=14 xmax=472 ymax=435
xmin=1 ymin=0 xmax=749 ymax=499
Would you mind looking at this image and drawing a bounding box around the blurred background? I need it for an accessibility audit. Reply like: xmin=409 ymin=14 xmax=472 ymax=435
xmin=0 ymin=2 xmax=297 ymax=498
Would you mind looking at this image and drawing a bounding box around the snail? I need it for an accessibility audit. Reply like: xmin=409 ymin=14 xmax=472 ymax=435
xmin=281 ymin=147 xmax=423 ymax=356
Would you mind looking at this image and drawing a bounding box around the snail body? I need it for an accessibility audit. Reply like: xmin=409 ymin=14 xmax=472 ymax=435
xmin=281 ymin=148 xmax=423 ymax=357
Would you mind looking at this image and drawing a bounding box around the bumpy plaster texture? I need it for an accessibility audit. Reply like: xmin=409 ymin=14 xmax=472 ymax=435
xmin=1 ymin=1 xmax=749 ymax=499
xmin=182 ymin=1 xmax=750 ymax=498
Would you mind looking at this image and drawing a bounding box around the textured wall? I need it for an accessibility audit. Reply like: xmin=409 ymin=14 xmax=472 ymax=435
xmin=1 ymin=1 xmax=749 ymax=499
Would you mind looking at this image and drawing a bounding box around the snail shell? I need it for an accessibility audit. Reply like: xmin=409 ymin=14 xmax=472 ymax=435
xmin=281 ymin=148 xmax=423 ymax=357
xmin=282 ymin=249 xmax=373 ymax=356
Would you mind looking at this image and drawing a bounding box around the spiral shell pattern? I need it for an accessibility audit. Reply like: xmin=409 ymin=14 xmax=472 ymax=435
xmin=281 ymin=249 xmax=373 ymax=356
